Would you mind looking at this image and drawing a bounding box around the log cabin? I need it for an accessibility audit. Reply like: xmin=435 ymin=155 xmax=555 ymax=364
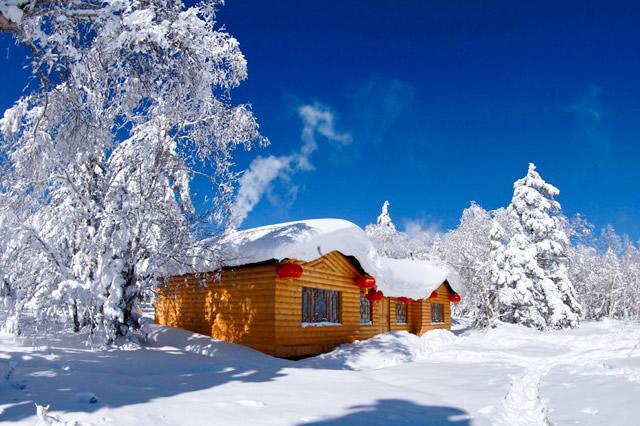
xmin=155 ymin=219 xmax=461 ymax=358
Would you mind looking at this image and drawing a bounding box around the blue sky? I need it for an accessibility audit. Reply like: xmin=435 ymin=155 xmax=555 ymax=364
xmin=2 ymin=1 xmax=640 ymax=240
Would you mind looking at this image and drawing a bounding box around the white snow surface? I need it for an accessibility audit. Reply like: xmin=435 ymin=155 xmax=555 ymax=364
xmin=213 ymin=218 xmax=460 ymax=299
xmin=301 ymin=321 xmax=342 ymax=328
xmin=2 ymin=319 xmax=640 ymax=425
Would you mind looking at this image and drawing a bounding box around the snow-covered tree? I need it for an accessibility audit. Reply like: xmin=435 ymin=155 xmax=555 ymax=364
xmin=570 ymin=225 xmax=640 ymax=321
xmin=366 ymin=200 xmax=442 ymax=259
xmin=488 ymin=221 xmax=549 ymax=329
xmin=435 ymin=202 xmax=493 ymax=321
xmin=366 ymin=201 xmax=405 ymax=257
xmin=493 ymin=163 xmax=581 ymax=329
xmin=568 ymin=244 xmax=603 ymax=319
xmin=597 ymin=230 xmax=640 ymax=320
xmin=0 ymin=0 xmax=264 ymax=341
xmin=619 ymin=242 xmax=640 ymax=319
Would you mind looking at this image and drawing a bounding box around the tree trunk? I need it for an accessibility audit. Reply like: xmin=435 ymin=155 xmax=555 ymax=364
xmin=71 ymin=300 xmax=80 ymax=333
xmin=114 ymin=266 xmax=141 ymax=340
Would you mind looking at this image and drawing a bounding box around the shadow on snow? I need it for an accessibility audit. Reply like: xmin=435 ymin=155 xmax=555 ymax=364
xmin=296 ymin=399 xmax=471 ymax=425
xmin=1 ymin=325 xmax=471 ymax=424
xmin=0 ymin=326 xmax=289 ymax=422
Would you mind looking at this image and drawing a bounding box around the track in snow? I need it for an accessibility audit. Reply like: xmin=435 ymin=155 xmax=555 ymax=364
xmin=494 ymin=366 xmax=552 ymax=426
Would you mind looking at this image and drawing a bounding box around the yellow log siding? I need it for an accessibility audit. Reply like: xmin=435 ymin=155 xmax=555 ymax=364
xmin=272 ymin=251 xmax=380 ymax=357
xmin=155 ymin=250 xmax=455 ymax=358
xmin=412 ymin=283 xmax=453 ymax=335
xmin=155 ymin=264 xmax=278 ymax=354
xmin=388 ymin=297 xmax=411 ymax=332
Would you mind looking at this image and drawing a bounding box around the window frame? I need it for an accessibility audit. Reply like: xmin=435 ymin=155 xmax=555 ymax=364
xmin=395 ymin=300 xmax=408 ymax=325
xmin=431 ymin=303 xmax=445 ymax=324
xmin=301 ymin=287 xmax=341 ymax=325
xmin=359 ymin=293 xmax=373 ymax=326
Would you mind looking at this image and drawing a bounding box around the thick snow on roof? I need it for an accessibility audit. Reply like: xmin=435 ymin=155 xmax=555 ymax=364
xmin=377 ymin=257 xmax=460 ymax=300
xmin=219 ymin=218 xmax=373 ymax=268
xmin=216 ymin=218 xmax=460 ymax=299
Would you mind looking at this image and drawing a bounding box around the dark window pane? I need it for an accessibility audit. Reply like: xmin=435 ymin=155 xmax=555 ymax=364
xmin=396 ymin=301 xmax=408 ymax=324
xmin=360 ymin=295 xmax=372 ymax=325
xmin=301 ymin=287 xmax=341 ymax=324
xmin=431 ymin=303 xmax=444 ymax=323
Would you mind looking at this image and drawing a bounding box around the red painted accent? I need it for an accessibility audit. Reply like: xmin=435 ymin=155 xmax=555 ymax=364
xmin=449 ymin=293 xmax=461 ymax=303
xmin=398 ymin=297 xmax=413 ymax=304
xmin=366 ymin=290 xmax=384 ymax=301
xmin=276 ymin=262 xmax=303 ymax=278
xmin=355 ymin=276 xmax=376 ymax=288
xmin=429 ymin=290 xmax=439 ymax=300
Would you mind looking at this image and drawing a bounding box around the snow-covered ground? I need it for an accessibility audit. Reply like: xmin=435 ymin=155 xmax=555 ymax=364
xmin=1 ymin=320 xmax=639 ymax=425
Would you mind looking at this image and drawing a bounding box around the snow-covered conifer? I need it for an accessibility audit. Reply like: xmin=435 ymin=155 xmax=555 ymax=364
xmin=487 ymin=221 xmax=547 ymax=329
xmin=366 ymin=201 xmax=405 ymax=257
xmin=499 ymin=163 xmax=581 ymax=329
xmin=377 ymin=201 xmax=396 ymax=232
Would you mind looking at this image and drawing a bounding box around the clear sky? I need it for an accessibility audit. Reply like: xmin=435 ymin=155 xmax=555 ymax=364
xmin=1 ymin=1 xmax=639 ymax=240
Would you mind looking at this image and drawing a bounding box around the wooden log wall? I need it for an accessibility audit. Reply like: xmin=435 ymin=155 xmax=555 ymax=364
xmin=412 ymin=283 xmax=453 ymax=335
xmin=272 ymin=251 xmax=390 ymax=358
xmin=155 ymin=264 xmax=278 ymax=354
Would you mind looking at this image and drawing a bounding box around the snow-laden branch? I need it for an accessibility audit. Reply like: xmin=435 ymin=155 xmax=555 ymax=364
xmin=0 ymin=0 xmax=265 ymax=342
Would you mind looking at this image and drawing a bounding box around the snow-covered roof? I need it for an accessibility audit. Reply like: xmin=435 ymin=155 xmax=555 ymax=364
xmin=377 ymin=257 xmax=459 ymax=300
xmin=214 ymin=218 xmax=460 ymax=299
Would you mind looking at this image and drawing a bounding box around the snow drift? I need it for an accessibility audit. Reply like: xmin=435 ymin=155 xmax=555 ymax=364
xmin=302 ymin=329 xmax=457 ymax=371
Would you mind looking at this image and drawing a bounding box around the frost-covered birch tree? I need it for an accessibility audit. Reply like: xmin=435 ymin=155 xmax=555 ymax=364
xmin=569 ymin=225 xmax=640 ymax=321
xmin=435 ymin=202 xmax=493 ymax=321
xmin=0 ymin=0 xmax=264 ymax=341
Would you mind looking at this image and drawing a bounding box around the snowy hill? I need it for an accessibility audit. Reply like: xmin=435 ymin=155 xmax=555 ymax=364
xmin=2 ymin=320 xmax=640 ymax=425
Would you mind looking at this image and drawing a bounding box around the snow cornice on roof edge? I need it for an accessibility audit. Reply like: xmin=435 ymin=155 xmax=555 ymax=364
xmin=176 ymin=218 xmax=462 ymax=300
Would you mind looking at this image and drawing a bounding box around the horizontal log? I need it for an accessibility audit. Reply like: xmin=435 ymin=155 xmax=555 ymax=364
xmin=277 ymin=278 xmax=359 ymax=289
xmin=164 ymin=283 xmax=276 ymax=293
xmin=275 ymin=329 xmax=361 ymax=336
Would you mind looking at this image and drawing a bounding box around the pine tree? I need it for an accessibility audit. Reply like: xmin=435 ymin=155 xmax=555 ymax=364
xmin=365 ymin=201 xmax=405 ymax=258
xmin=487 ymin=221 xmax=547 ymax=329
xmin=377 ymin=201 xmax=396 ymax=233
xmin=499 ymin=163 xmax=581 ymax=329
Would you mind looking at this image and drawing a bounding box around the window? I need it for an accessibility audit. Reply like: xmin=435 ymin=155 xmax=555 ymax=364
xmin=396 ymin=301 xmax=408 ymax=324
xmin=302 ymin=287 xmax=340 ymax=324
xmin=360 ymin=294 xmax=372 ymax=325
xmin=431 ymin=303 xmax=444 ymax=323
